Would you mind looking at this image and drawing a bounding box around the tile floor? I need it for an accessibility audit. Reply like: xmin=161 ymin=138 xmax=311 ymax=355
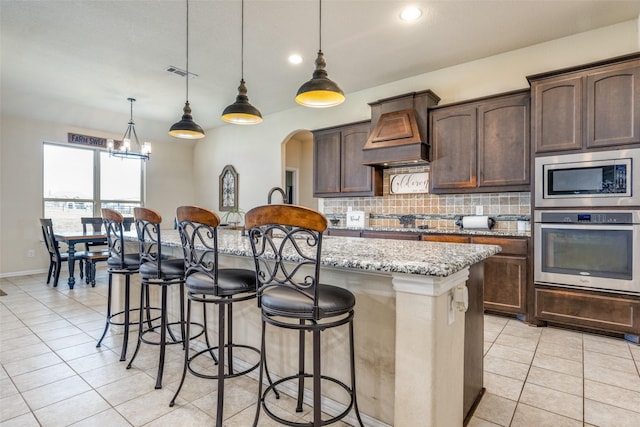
xmin=1 ymin=271 xmax=640 ymax=426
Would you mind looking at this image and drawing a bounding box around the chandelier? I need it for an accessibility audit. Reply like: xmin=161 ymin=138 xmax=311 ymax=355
xmin=107 ymin=97 xmax=151 ymax=160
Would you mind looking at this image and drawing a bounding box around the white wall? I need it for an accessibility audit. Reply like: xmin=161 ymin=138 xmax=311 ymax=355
xmin=0 ymin=114 xmax=196 ymax=276
xmin=194 ymin=20 xmax=639 ymax=215
xmin=1 ymin=19 xmax=638 ymax=276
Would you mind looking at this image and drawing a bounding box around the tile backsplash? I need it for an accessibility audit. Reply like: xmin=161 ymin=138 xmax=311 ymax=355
xmin=320 ymin=165 xmax=531 ymax=233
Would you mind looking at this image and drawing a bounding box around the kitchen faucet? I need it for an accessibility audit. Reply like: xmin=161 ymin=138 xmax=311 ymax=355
xmin=267 ymin=186 xmax=287 ymax=204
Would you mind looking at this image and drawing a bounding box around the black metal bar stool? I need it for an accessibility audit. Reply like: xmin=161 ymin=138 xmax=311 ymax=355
xmin=97 ymin=208 xmax=150 ymax=362
xmin=245 ymin=204 xmax=364 ymax=427
xmin=169 ymin=206 xmax=260 ymax=426
xmin=126 ymin=207 xmax=199 ymax=389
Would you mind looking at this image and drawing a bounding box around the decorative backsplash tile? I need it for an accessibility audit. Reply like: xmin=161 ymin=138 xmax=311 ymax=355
xmin=320 ymin=165 xmax=531 ymax=233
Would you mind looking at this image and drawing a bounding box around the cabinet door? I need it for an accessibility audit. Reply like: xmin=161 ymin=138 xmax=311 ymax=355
xmin=483 ymin=255 xmax=527 ymax=314
xmin=532 ymin=75 xmax=583 ymax=153
xmin=478 ymin=93 xmax=530 ymax=188
xmin=587 ymin=63 xmax=640 ymax=148
xmin=313 ymin=130 xmax=341 ymax=196
xmin=430 ymin=106 xmax=477 ymax=192
xmin=341 ymin=123 xmax=375 ymax=194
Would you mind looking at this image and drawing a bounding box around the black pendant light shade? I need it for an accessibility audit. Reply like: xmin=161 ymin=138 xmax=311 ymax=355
xmin=295 ymin=0 xmax=345 ymax=108
xmin=221 ymin=0 xmax=262 ymax=124
xmin=169 ymin=101 xmax=205 ymax=139
xmin=295 ymin=49 xmax=345 ymax=108
xmin=169 ymin=0 xmax=205 ymax=139
xmin=221 ymin=79 xmax=263 ymax=124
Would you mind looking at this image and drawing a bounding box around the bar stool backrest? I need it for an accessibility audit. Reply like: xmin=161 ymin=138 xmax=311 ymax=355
xmin=133 ymin=207 xmax=163 ymax=278
xmin=245 ymin=204 xmax=329 ymax=320
xmin=101 ymin=208 xmax=127 ymax=267
xmin=175 ymin=206 xmax=221 ymax=290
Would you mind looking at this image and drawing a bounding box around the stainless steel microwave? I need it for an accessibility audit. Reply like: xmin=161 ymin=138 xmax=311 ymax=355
xmin=535 ymin=149 xmax=640 ymax=207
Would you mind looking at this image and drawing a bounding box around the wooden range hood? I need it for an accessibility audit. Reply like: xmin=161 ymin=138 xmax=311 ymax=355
xmin=363 ymin=89 xmax=440 ymax=167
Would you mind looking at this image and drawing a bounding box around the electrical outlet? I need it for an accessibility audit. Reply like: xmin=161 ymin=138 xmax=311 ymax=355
xmin=475 ymin=205 xmax=483 ymax=215
xmin=27 ymin=249 xmax=35 ymax=258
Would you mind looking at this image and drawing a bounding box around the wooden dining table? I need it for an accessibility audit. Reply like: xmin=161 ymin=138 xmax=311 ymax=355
xmin=54 ymin=231 xmax=107 ymax=288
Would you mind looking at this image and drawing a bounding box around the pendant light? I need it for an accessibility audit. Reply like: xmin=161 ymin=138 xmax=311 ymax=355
xmin=107 ymin=98 xmax=151 ymax=161
xmin=295 ymin=0 xmax=345 ymax=108
xmin=221 ymin=0 xmax=263 ymax=124
xmin=169 ymin=0 xmax=205 ymax=139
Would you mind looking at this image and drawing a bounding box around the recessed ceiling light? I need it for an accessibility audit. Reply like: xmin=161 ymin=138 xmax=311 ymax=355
xmin=288 ymin=54 xmax=303 ymax=65
xmin=400 ymin=6 xmax=422 ymax=21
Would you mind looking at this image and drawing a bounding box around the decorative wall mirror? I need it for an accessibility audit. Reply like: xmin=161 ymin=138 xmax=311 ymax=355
xmin=219 ymin=165 xmax=238 ymax=211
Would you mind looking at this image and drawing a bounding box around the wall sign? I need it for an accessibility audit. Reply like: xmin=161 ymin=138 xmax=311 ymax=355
xmin=68 ymin=133 xmax=105 ymax=148
xmin=389 ymin=172 xmax=429 ymax=194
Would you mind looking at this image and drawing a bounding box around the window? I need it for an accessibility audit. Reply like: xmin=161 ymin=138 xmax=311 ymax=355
xmin=43 ymin=143 xmax=144 ymax=232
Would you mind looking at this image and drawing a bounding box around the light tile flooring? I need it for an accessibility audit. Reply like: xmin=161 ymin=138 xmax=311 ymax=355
xmin=1 ymin=271 xmax=640 ymax=426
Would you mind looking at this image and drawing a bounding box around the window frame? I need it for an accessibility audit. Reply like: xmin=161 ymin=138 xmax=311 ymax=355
xmin=42 ymin=141 xmax=146 ymax=218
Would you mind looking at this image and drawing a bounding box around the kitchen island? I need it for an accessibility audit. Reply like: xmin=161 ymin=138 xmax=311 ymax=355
xmin=123 ymin=229 xmax=501 ymax=427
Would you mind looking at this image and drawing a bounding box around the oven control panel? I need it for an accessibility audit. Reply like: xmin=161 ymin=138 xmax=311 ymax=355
xmin=538 ymin=212 xmax=635 ymax=224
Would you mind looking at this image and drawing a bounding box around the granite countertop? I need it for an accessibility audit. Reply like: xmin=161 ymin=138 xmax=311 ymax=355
xmin=329 ymin=226 xmax=530 ymax=238
xmin=153 ymin=229 xmax=501 ymax=278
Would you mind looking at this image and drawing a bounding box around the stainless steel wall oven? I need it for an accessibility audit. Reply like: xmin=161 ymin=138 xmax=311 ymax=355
xmin=534 ymin=210 xmax=640 ymax=294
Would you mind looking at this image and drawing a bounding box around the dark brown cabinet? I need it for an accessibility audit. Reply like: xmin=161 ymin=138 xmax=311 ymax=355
xmin=529 ymin=55 xmax=640 ymax=153
xmin=313 ymin=121 xmax=382 ymax=198
xmin=535 ymin=287 xmax=640 ymax=335
xmin=421 ymin=233 xmax=529 ymax=318
xmin=429 ymin=90 xmax=530 ymax=193
xmin=472 ymin=236 xmax=528 ymax=316
xmin=361 ymin=230 xmax=421 ymax=240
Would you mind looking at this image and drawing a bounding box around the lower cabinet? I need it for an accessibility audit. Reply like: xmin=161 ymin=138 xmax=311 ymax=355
xmin=535 ymin=287 xmax=640 ymax=335
xmin=421 ymin=234 xmax=530 ymax=318
xmin=471 ymin=236 xmax=528 ymax=317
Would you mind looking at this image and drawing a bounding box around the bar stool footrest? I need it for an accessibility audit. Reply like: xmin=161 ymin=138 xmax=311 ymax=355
xmin=186 ymin=343 xmax=259 ymax=380
xmin=139 ymin=321 xmax=205 ymax=346
xmin=107 ymin=307 xmax=162 ymax=327
xmin=261 ymin=373 xmax=355 ymax=427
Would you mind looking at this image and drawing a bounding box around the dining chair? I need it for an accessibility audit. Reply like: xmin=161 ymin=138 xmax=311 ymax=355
xmin=245 ymin=204 xmax=364 ymax=427
xmin=40 ymin=218 xmax=81 ymax=288
xmin=169 ymin=206 xmax=259 ymax=425
xmin=79 ymin=217 xmax=109 ymax=287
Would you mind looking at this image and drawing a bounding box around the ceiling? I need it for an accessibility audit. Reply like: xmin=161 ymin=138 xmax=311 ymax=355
xmin=2 ymin=0 xmax=640 ymax=131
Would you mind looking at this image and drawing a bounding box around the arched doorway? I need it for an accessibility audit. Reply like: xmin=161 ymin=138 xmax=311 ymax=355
xmin=282 ymin=130 xmax=316 ymax=210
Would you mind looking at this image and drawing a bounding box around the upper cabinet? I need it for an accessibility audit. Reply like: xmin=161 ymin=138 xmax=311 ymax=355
xmin=429 ymin=90 xmax=530 ymax=194
xmin=313 ymin=121 xmax=383 ymax=198
xmin=529 ymin=54 xmax=640 ymax=154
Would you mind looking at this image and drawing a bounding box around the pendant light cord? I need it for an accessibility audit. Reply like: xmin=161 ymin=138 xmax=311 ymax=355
xmin=185 ymin=0 xmax=190 ymax=101
xmin=318 ymin=0 xmax=322 ymax=51
xmin=241 ymin=0 xmax=244 ymax=80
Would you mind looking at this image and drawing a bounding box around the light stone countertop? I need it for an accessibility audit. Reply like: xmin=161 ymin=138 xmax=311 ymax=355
xmin=154 ymin=228 xmax=502 ymax=278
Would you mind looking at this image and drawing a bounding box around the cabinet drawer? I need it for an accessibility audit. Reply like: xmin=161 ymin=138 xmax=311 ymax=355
xmin=421 ymin=234 xmax=470 ymax=243
xmin=361 ymin=231 xmax=421 ymax=240
xmin=535 ymin=288 xmax=640 ymax=334
xmin=327 ymin=229 xmax=361 ymax=238
xmin=471 ymin=236 xmax=528 ymax=255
